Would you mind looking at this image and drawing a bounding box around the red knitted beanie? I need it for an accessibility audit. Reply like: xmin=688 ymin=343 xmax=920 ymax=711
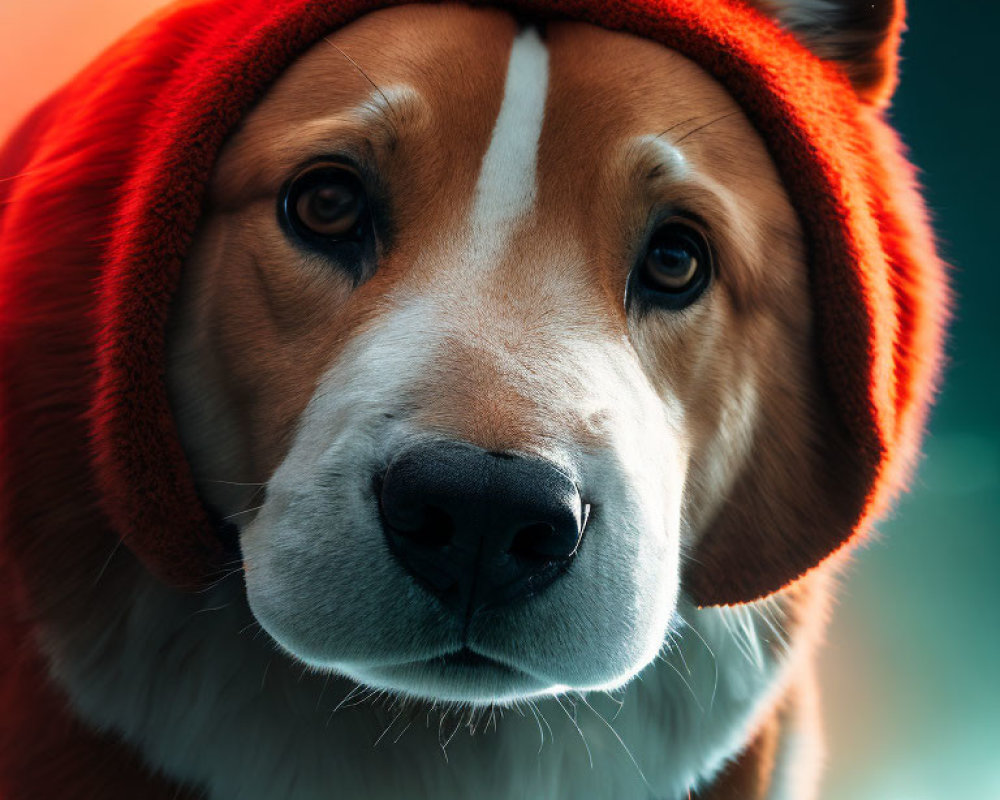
xmin=0 ymin=0 xmax=946 ymax=607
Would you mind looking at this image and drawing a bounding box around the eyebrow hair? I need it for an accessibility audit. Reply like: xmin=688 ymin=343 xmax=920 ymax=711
xmin=322 ymin=37 xmax=400 ymax=136
xmin=274 ymin=82 xmax=422 ymax=167
xmin=634 ymin=135 xmax=690 ymax=184
xmin=637 ymin=111 xmax=744 ymax=184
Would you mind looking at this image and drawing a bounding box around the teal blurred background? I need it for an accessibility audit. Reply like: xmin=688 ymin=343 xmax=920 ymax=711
xmin=0 ymin=2 xmax=996 ymax=797
xmin=819 ymin=3 xmax=1000 ymax=798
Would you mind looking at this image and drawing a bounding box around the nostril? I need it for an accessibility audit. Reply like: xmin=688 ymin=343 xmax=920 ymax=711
xmin=377 ymin=466 xmax=455 ymax=548
xmin=508 ymin=501 xmax=589 ymax=562
xmin=508 ymin=522 xmax=558 ymax=561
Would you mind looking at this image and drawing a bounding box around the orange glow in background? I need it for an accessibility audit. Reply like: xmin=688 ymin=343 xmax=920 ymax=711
xmin=0 ymin=0 xmax=165 ymax=140
xmin=1 ymin=3 xmax=997 ymax=799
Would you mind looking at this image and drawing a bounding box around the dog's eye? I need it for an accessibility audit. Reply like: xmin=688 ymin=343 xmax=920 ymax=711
xmin=279 ymin=163 xmax=374 ymax=267
xmin=635 ymin=222 xmax=712 ymax=309
xmin=297 ymin=179 xmax=365 ymax=237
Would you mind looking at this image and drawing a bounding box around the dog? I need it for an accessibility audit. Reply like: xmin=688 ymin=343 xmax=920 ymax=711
xmin=0 ymin=1 xmax=946 ymax=798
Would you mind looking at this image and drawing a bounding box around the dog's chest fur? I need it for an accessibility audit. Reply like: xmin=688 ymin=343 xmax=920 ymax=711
xmin=38 ymin=562 xmax=822 ymax=800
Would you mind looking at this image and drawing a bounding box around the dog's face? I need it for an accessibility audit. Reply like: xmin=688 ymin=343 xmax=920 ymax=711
xmin=169 ymin=4 xmax=820 ymax=704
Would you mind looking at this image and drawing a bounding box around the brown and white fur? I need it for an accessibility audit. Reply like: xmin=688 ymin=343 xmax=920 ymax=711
xmin=34 ymin=3 xmax=901 ymax=798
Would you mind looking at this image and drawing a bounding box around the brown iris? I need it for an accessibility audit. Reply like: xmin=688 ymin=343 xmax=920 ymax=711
xmin=638 ymin=222 xmax=711 ymax=298
xmin=289 ymin=164 xmax=368 ymax=239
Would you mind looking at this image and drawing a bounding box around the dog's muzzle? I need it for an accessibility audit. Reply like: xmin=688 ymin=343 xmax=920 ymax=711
xmin=378 ymin=440 xmax=590 ymax=616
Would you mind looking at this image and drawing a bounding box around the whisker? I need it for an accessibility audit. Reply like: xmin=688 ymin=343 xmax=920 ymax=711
xmin=719 ymin=607 xmax=758 ymax=668
xmin=526 ymin=701 xmax=545 ymax=752
xmin=0 ymin=167 xmax=49 ymax=184
xmin=350 ymin=687 xmax=379 ymax=709
xmin=526 ymin=699 xmax=550 ymax=755
xmin=674 ymin=109 xmax=741 ymax=144
xmin=195 ymin=565 xmax=245 ymax=594
xmin=538 ymin=702 xmax=554 ymax=741
xmin=192 ymin=602 xmax=231 ymax=616
xmin=602 ymin=688 xmax=627 ymax=722
xmin=672 ymin=630 xmax=694 ymax=677
xmin=392 ymin=719 xmax=413 ymax=744
xmin=576 ymin=693 xmax=651 ymax=790
xmin=327 ymin=682 xmax=364 ymax=726
xmin=223 ymin=504 xmax=265 ymax=521
xmin=653 ymin=116 xmax=699 ymax=142
xmin=439 ymin=710 xmax=462 ymax=757
xmin=315 ymin=673 xmax=332 ymax=712
xmin=92 ymin=539 xmax=125 ymax=587
xmin=753 ymin=602 xmax=790 ymax=652
xmin=658 ymin=652 xmax=704 ymax=714
xmin=681 ymin=617 xmax=719 ymax=713
xmin=322 ymin=37 xmax=398 ymax=124
xmin=736 ymin=605 xmax=766 ymax=668
xmin=554 ymin=695 xmax=592 ymax=768
xmin=373 ymin=706 xmax=406 ymax=747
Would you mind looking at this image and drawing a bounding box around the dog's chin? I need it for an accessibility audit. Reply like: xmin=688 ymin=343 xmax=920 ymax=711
xmin=249 ymin=606 xmax=565 ymax=704
xmin=343 ymin=649 xmax=558 ymax=705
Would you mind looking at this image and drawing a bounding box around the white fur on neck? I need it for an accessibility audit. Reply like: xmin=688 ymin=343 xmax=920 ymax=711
xmin=39 ymin=566 xmax=803 ymax=800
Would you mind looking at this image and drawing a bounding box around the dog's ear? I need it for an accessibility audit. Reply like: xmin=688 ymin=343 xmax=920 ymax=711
xmin=750 ymin=0 xmax=905 ymax=105
xmin=684 ymin=352 xmax=871 ymax=608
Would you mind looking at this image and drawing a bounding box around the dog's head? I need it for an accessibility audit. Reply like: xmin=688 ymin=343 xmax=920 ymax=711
xmin=155 ymin=1 xmax=926 ymax=703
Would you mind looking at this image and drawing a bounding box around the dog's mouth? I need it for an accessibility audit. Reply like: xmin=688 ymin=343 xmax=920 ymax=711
xmin=426 ymin=646 xmax=528 ymax=678
xmin=354 ymin=645 xmax=551 ymax=704
xmin=418 ymin=645 xmax=532 ymax=685
xmin=433 ymin=647 xmax=504 ymax=671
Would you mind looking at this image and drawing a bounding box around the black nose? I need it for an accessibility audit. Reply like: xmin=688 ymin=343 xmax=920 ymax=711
xmin=379 ymin=440 xmax=589 ymax=614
